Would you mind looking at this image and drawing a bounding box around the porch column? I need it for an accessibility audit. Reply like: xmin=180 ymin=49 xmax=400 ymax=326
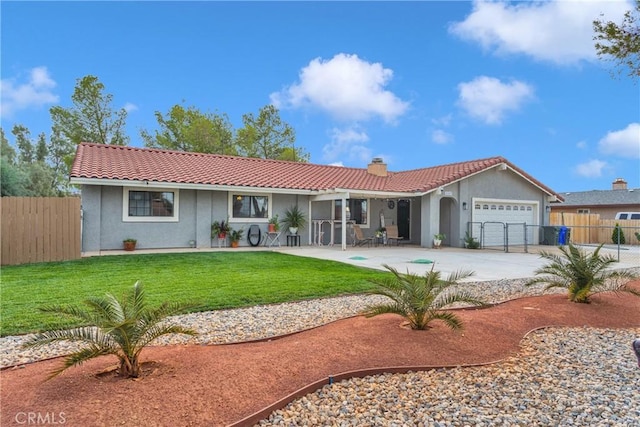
xmin=308 ymin=199 xmax=313 ymax=246
xmin=341 ymin=196 xmax=347 ymax=251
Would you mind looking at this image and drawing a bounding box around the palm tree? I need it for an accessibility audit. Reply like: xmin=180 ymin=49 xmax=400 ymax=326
xmin=23 ymin=281 xmax=197 ymax=379
xmin=526 ymin=243 xmax=639 ymax=303
xmin=363 ymin=264 xmax=486 ymax=330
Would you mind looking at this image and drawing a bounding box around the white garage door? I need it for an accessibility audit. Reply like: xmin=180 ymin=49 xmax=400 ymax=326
xmin=471 ymin=199 xmax=537 ymax=247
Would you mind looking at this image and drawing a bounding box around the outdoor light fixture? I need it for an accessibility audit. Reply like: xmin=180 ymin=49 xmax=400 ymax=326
xmin=545 ymin=205 xmax=551 ymax=212
xmin=462 ymin=202 xmax=468 ymax=210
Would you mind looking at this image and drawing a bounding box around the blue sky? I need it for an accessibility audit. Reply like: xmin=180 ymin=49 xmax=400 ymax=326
xmin=2 ymin=1 xmax=638 ymax=192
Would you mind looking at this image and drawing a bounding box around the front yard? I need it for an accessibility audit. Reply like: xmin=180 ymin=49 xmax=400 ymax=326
xmin=0 ymin=251 xmax=387 ymax=336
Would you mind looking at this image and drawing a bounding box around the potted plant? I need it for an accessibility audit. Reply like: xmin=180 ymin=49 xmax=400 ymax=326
xmin=375 ymin=227 xmax=386 ymax=238
xmin=268 ymin=215 xmax=280 ymax=233
xmin=282 ymin=205 xmax=306 ymax=234
xmin=211 ymin=220 xmax=230 ymax=239
xmin=229 ymin=227 xmax=244 ymax=248
xmin=463 ymin=231 xmax=480 ymax=249
xmin=123 ymin=238 xmax=137 ymax=251
xmin=433 ymin=233 xmax=445 ymax=249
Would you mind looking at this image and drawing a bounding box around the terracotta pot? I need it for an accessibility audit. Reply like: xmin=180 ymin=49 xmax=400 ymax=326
xmin=231 ymin=241 xmax=239 ymax=248
xmin=218 ymin=233 xmax=226 ymax=239
xmin=268 ymin=224 xmax=276 ymax=233
xmin=123 ymin=241 xmax=136 ymax=251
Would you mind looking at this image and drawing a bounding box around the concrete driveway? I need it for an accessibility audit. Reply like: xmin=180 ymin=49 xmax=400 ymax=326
xmin=277 ymin=245 xmax=639 ymax=282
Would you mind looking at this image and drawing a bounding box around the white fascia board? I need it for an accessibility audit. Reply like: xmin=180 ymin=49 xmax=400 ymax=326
xmin=415 ymin=163 xmax=556 ymax=198
xmin=69 ymin=177 xmax=315 ymax=195
xmin=310 ymin=192 xmax=350 ymax=202
xmin=494 ymin=164 xmax=556 ymax=197
xmin=312 ymin=188 xmax=419 ymax=201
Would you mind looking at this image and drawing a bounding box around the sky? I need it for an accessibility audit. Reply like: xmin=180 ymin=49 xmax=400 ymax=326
xmin=1 ymin=1 xmax=639 ymax=193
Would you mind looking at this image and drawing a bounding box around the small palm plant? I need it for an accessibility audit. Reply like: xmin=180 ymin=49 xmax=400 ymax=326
xmin=526 ymin=243 xmax=639 ymax=303
xmin=363 ymin=264 xmax=486 ymax=330
xmin=23 ymin=281 xmax=197 ymax=379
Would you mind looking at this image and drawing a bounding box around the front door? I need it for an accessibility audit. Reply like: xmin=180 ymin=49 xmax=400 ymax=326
xmin=397 ymin=199 xmax=410 ymax=240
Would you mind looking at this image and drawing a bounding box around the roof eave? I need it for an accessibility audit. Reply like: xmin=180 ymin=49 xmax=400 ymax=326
xmin=69 ymin=177 xmax=316 ymax=195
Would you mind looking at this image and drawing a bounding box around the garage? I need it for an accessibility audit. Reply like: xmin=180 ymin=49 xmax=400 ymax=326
xmin=470 ymin=199 xmax=539 ymax=247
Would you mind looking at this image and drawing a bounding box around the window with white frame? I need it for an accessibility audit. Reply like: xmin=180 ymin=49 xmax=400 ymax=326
xmin=231 ymin=194 xmax=269 ymax=219
xmin=123 ymin=188 xmax=179 ymax=222
xmin=334 ymin=199 xmax=368 ymax=225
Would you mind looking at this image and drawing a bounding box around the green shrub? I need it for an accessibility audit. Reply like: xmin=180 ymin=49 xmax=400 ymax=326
xmin=23 ymin=281 xmax=197 ymax=379
xmin=363 ymin=264 xmax=485 ymax=330
xmin=612 ymin=223 xmax=626 ymax=244
xmin=526 ymin=243 xmax=639 ymax=303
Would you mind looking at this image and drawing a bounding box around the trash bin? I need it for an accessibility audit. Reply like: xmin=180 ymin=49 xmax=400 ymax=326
xmin=541 ymin=226 xmax=571 ymax=245
xmin=558 ymin=226 xmax=568 ymax=245
xmin=541 ymin=226 xmax=558 ymax=245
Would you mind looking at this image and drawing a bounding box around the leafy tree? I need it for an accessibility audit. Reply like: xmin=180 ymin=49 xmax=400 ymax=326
xmin=24 ymin=281 xmax=197 ymax=379
xmin=47 ymin=125 xmax=76 ymax=195
xmin=50 ymin=75 xmax=129 ymax=146
xmin=1 ymin=128 xmax=17 ymax=164
xmin=7 ymin=125 xmax=57 ymax=196
xmin=1 ymin=156 xmax=28 ymax=196
xmin=593 ymin=0 xmax=640 ymax=79
xmin=141 ymin=104 xmax=236 ymax=155
xmin=277 ymin=145 xmax=311 ymax=162
xmin=363 ymin=264 xmax=485 ymax=330
xmin=612 ymin=223 xmax=626 ymax=244
xmin=526 ymin=243 xmax=639 ymax=303
xmin=12 ymin=124 xmax=35 ymax=164
xmin=236 ymin=104 xmax=301 ymax=160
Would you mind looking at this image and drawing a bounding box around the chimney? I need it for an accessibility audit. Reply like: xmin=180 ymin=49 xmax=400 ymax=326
xmin=367 ymin=157 xmax=387 ymax=177
xmin=612 ymin=178 xmax=627 ymax=190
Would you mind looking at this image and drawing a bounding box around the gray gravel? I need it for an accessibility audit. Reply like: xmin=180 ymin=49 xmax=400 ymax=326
xmin=257 ymin=327 xmax=640 ymax=426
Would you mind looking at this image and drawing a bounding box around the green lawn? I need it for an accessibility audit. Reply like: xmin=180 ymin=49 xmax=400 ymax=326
xmin=0 ymin=251 xmax=388 ymax=337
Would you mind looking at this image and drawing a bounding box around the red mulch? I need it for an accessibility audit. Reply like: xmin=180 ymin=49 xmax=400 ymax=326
xmin=2 ymin=282 xmax=639 ymax=427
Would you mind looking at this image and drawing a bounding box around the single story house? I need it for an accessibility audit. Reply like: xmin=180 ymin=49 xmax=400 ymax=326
xmin=70 ymin=143 xmax=564 ymax=252
xmin=550 ymin=178 xmax=640 ymax=219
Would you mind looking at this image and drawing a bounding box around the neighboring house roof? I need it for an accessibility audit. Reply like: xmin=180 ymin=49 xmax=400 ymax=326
xmin=554 ymin=189 xmax=640 ymax=207
xmin=70 ymin=143 xmax=562 ymax=199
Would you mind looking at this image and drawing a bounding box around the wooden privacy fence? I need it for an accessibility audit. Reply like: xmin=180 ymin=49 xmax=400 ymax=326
xmin=1 ymin=197 xmax=81 ymax=266
xmin=550 ymin=212 xmax=640 ymax=246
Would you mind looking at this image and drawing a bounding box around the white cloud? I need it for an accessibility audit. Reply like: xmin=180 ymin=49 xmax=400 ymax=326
xmin=576 ymin=140 xmax=588 ymax=149
xmin=598 ymin=123 xmax=640 ymax=159
xmin=271 ymin=53 xmax=409 ymax=123
xmin=431 ymin=114 xmax=453 ymax=127
xmin=322 ymin=126 xmax=372 ymax=164
xmin=123 ymin=102 xmax=138 ymax=113
xmin=574 ymin=159 xmax=608 ymax=178
xmin=457 ymin=76 xmax=534 ymax=125
xmin=449 ymin=0 xmax=632 ymax=65
xmin=432 ymin=129 xmax=454 ymax=145
xmin=0 ymin=66 xmax=59 ymax=117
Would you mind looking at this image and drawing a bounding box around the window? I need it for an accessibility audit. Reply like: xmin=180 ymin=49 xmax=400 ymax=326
xmin=577 ymin=209 xmax=590 ymax=214
xmin=123 ymin=188 xmax=179 ymax=222
xmin=232 ymin=195 xmax=269 ymax=219
xmin=335 ymin=199 xmax=368 ymax=225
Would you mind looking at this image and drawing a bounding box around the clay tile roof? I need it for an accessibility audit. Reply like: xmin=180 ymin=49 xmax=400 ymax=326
xmin=70 ymin=143 xmax=561 ymax=198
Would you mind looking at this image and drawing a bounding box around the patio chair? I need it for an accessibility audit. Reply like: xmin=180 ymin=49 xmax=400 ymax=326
xmin=385 ymin=225 xmax=404 ymax=246
xmin=353 ymin=224 xmax=373 ymax=247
